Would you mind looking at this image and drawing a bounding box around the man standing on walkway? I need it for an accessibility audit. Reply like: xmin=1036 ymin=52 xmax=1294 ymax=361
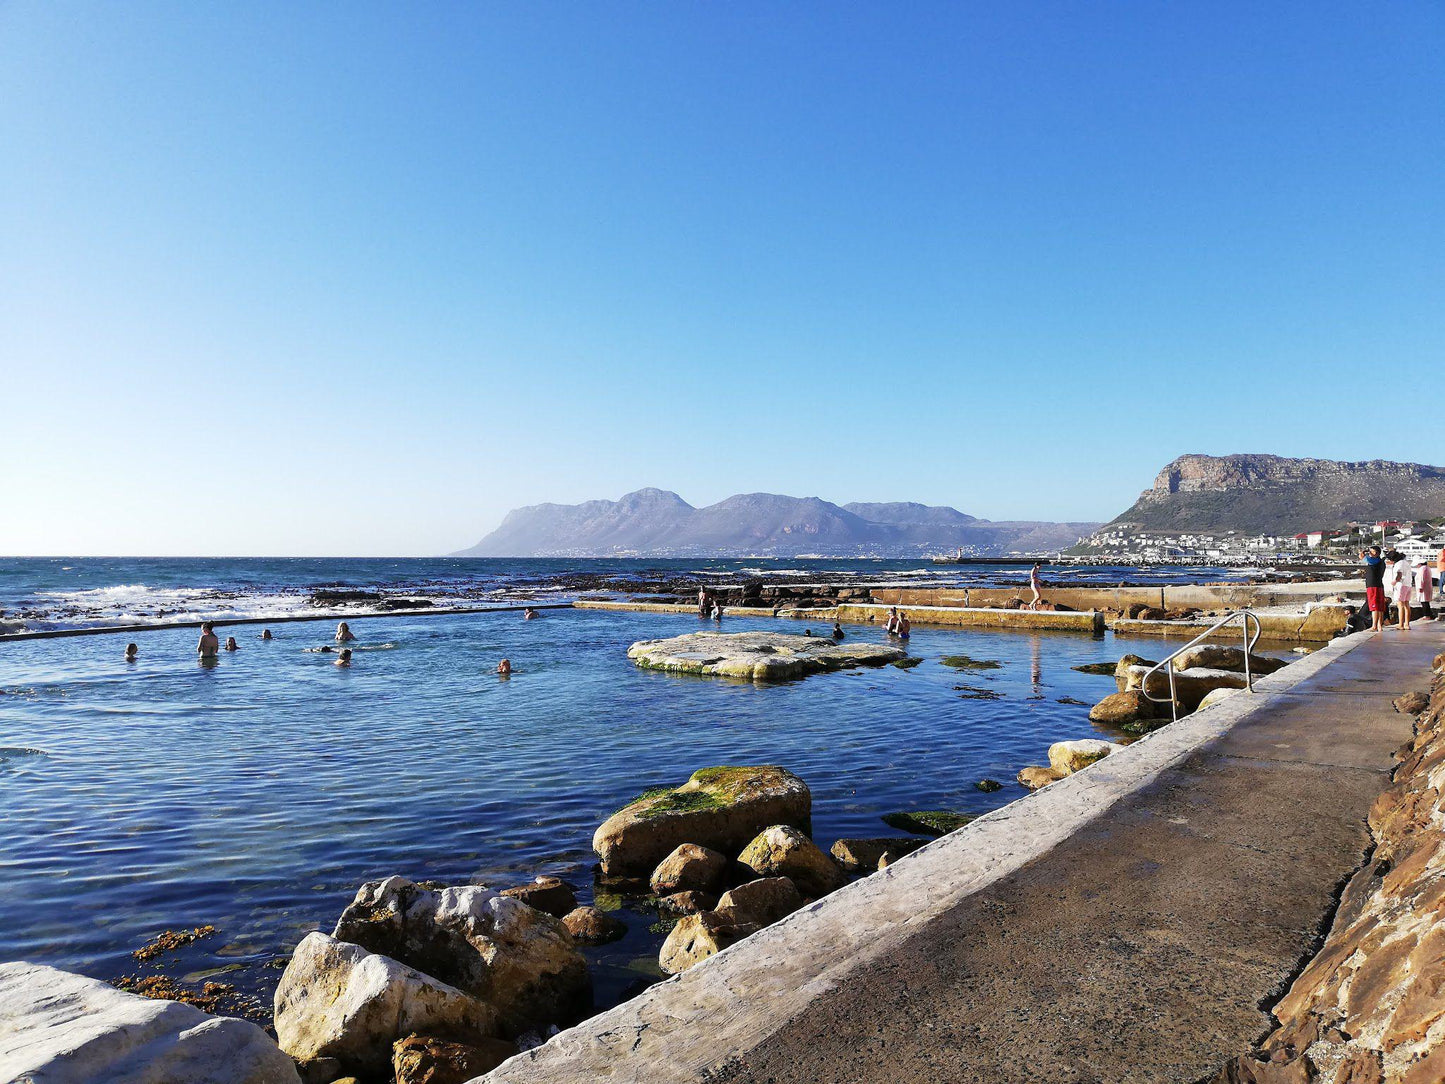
xmin=1361 ymin=546 xmax=1387 ymax=632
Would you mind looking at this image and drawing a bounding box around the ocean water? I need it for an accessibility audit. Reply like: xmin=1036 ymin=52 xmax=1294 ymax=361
xmin=0 ymin=602 xmax=1232 ymax=1021
xmin=0 ymin=556 xmax=1259 ymax=632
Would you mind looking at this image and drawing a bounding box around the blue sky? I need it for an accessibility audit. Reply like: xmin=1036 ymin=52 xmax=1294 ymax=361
xmin=2 ymin=3 xmax=1441 ymax=555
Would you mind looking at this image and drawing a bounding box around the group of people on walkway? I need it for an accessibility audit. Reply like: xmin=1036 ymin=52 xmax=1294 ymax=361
xmin=1360 ymin=545 xmax=1442 ymax=633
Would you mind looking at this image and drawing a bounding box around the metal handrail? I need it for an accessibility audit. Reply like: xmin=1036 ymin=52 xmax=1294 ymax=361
xmin=1137 ymin=609 xmax=1262 ymax=722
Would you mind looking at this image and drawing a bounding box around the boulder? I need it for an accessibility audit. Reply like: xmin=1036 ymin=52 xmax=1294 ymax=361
xmin=0 ymin=961 xmax=301 ymax=1084
xmin=1047 ymin=739 xmax=1125 ymax=775
xmin=648 ymin=844 xmax=729 ymax=895
xmin=655 ymin=890 xmax=717 ymax=916
xmin=1119 ymin=665 xmax=1250 ymax=712
xmin=880 ymin=810 xmax=975 ymax=837
xmin=1089 ymin=690 xmax=1161 ymax=727
xmin=1017 ymin=765 xmax=1065 ymax=790
xmin=560 ymin=907 xmax=626 ymax=945
xmin=1198 ymin=687 xmax=1242 ymax=711
xmin=593 ymin=765 xmax=811 ymax=876
xmin=273 ymin=933 xmax=496 ymax=1079
xmin=392 ymin=1033 xmax=517 ymax=1084
xmin=499 ymin=877 xmax=576 ymax=918
xmin=331 ymin=877 xmax=588 ymax=1037
xmin=1135 ymin=607 xmax=1168 ymax=621
xmin=657 ymin=910 xmax=760 ymax=975
xmin=975 ymin=778 xmax=1003 ymax=792
xmin=626 ymin=630 xmax=908 ymax=681
xmin=715 ymin=877 xmax=803 ymax=926
xmin=829 ymin=837 xmax=929 ymax=873
xmin=1395 ymin=691 xmax=1431 ymax=715
xmin=1112 ymin=654 xmax=1156 ymax=684
xmin=1171 ymin=644 xmax=1287 ymax=676
xmin=737 ymin=825 xmax=846 ymax=898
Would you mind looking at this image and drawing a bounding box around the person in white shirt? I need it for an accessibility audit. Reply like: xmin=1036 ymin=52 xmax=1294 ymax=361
xmin=1417 ymin=559 xmax=1435 ymax=619
xmin=1387 ymin=552 xmax=1413 ymax=631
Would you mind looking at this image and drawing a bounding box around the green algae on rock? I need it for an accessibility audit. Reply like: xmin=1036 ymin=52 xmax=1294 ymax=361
xmin=627 ymin=631 xmax=909 ymax=681
xmin=940 ymin=654 xmax=1003 ymax=671
xmin=593 ymin=766 xmax=812 ymax=875
xmin=881 ymin=810 xmax=976 ymax=837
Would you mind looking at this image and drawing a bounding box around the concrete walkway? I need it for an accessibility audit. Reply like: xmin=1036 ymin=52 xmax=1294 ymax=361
xmin=480 ymin=624 xmax=1444 ymax=1084
xmin=715 ymin=626 xmax=1443 ymax=1084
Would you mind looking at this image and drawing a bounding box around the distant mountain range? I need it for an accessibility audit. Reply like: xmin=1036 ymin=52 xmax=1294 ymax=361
xmin=453 ymin=489 xmax=1099 ymax=558
xmin=1100 ymin=453 xmax=1445 ymax=536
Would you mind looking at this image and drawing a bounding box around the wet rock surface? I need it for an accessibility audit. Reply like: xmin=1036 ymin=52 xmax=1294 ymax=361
xmin=627 ymin=630 xmax=910 ymax=681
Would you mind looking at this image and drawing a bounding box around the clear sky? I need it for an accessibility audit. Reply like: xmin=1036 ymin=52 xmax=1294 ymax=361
xmin=2 ymin=3 xmax=1441 ymax=556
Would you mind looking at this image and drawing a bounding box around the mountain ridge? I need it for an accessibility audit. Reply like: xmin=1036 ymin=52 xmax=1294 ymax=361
xmin=456 ymin=490 xmax=1097 ymax=557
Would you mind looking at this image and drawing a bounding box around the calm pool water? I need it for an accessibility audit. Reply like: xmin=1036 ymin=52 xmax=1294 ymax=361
xmin=0 ymin=609 xmax=1196 ymax=1017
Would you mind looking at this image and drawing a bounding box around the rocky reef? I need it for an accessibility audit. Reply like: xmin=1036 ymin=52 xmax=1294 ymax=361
xmin=627 ymin=630 xmax=911 ymax=681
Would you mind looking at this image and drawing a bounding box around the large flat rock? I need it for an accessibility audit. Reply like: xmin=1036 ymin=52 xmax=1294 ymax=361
xmin=627 ymin=631 xmax=909 ymax=681
xmin=0 ymin=961 xmax=300 ymax=1083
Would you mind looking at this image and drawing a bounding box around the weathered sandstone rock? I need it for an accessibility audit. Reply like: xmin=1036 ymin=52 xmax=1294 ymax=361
xmin=829 ymin=837 xmax=929 ymax=873
xmin=626 ymin=630 xmax=908 ymax=681
xmin=656 ymin=890 xmax=717 ymax=916
xmin=1171 ymin=644 xmax=1287 ymax=675
xmin=1088 ymin=690 xmax=1161 ymax=727
xmin=0 ymin=961 xmax=300 ymax=1084
xmin=392 ymin=1033 xmax=517 ymax=1084
xmin=560 ymin=907 xmax=625 ymax=945
xmin=1047 ymin=739 xmax=1125 ymax=775
xmin=1394 ymin=691 xmax=1430 ymax=715
xmin=715 ymin=877 xmax=803 ymax=926
xmin=1119 ymin=664 xmax=1250 ymax=711
xmin=331 ymin=876 xmax=588 ymax=1036
xmin=1113 ymin=654 xmax=1156 ymax=682
xmin=1017 ymin=765 xmax=1066 ymax=790
xmin=1197 ymin=687 xmax=1242 ymax=711
xmin=648 ymin=844 xmax=729 ymax=896
xmin=737 ymin=825 xmax=846 ymax=898
xmin=593 ymin=765 xmax=811 ymax=875
xmin=658 ymin=909 xmax=760 ymax=975
xmin=499 ymin=877 xmax=576 ymax=918
xmin=274 ymin=933 xmax=496 ymax=1078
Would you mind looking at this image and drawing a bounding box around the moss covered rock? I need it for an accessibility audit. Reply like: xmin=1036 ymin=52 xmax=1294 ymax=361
xmin=737 ymin=825 xmax=846 ymax=898
xmin=593 ymin=766 xmax=811 ymax=876
xmin=1047 ymin=739 xmax=1125 ymax=775
xmin=880 ymin=811 xmax=975 ymax=837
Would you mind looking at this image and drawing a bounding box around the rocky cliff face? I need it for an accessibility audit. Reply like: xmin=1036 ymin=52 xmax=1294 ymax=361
xmin=454 ymin=490 xmax=1098 ymax=558
xmin=1106 ymin=454 xmax=1445 ymax=535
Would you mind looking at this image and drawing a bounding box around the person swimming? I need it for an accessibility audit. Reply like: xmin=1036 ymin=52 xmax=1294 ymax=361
xmin=335 ymin=648 xmax=352 ymax=667
xmin=224 ymin=636 xmax=239 ymax=652
xmin=261 ymin=629 xmax=273 ymax=641
xmin=804 ymin=628 xmax=813 ymax=636
xmin=710 ymin=600 xmax=722 ymax=621
xmin=497 ymin=658 xmax=512 ymax=675
xmin=832 ymin=622 xmax=844 ymax=639
xmin=124 ymin=642 xmax=139 ymax=661
xmin=524 ymin=607 xmax=540 ymax=620
xmin=897 ymin=614 xmax=911 ymax=639
xmin=884 ymin=606 xmax=900 ymax=634
xmin=335 ymin=622 xmax=356 ymax=643
xmin=197 ymin=622 xmax=219 ymax=658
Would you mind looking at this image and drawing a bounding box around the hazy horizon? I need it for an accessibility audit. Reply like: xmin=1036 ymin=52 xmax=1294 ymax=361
xmin=4 ymin=4 xmax=1442 ymax=556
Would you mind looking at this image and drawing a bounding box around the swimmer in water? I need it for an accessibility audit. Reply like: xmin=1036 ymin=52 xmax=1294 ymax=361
xmin=336 ymin=648 xmax=352 ymax=667
xmin=124 ymin=642 xmax=139 ymax=661
xmin=884 ymin=607 xmax=900 ymax=635
xmin=897 ymin=614 xmax=911 ymax=639
xmin=804 ymin=628 xmax=813 ymax=636
xmin=523 ymin=607 xmax=540 ymax=620
xmin=832 ymin=622 xmax=844 ymax=640
xmin=497 ymin=658 xmax=512 ymax=675
xmin=224 ymin=636 xmax=239 ymax=651
xmin=336 ymin=622 xmax=356 ymax=643
xmin=261 ymin=629 xmax=273 ymax=641
xmin=197 ymin=622 xmax=219 ymax=658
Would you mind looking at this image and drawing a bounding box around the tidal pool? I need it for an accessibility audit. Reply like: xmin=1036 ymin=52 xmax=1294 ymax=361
xmin=0 ymin=608 xmax=1210 ymax=1018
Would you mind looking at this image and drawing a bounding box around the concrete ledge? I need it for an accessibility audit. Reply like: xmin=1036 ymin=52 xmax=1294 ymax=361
xmin=871 ymin=581 xmax=1357 ymax=612
xmin=1113 ymin=604 xmax=1350 ymax=643
xmin=837 ymin=602 xmax=1105 ymax=634
xmin=475 ymin=630 xmax=1377 ymax=1083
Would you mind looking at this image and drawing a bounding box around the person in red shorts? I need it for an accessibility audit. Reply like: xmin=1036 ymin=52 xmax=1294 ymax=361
xmin=1361 ymin=545 xmax=1387 ymax=632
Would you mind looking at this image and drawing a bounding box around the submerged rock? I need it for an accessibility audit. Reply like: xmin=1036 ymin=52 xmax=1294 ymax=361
xmin=499 ymin=877 xmax=576 ymax=919
xmin=392 ymin=1033 xmax=516 ymax=1084
xmin=716 ymin=877 xmax=803 ymax=926
xmin=1072 ymin=661 xmax=1118 ymax=676
xmin=648 ymin=843 xmax=729 ymax=896
xmin=1017 ymin=765 xmax=1065 ymax=790
xmin=975 ymin=778 xmax=1004 ymax=792
xmin=560 ymin=907 xmax=626 ymax=945
xmin=274 ymin=933 xmax=496 ymax=1079
xmin=880 ymin=810 xmax=975 ymax=837
xmin=331 ymin=877 xmax=589 ymax=1037
xmin=627 ymin=630 xmax=908 ymax=681
xmin=737 ymin=825 xmax=846 ymax=898
xmin=657 ymin=910 xmax=760 ymax=975
xmin=1047 ymin=739 xmax=1125 ymax=775
xmin=829 ymin=837 xmax=929 ymax=872
xmin=0 ymin=961 xmax=300 ymax=1084
xmin=593 ymin=765 xmax=811 ymax=876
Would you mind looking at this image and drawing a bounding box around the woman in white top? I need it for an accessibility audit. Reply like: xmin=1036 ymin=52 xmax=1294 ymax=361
xmin=1389 ymin=554 xmax=1413 ymax=631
